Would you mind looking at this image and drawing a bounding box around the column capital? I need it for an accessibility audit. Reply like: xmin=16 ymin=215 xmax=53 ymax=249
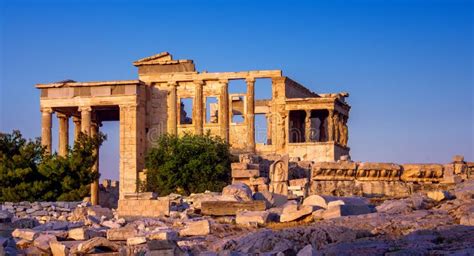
xmin=218 ymin=79 xmax=229 ymax=85
xmin=193 ymin=80 xmax=205 ymax=86
xmin=167 ymin=81 xmax=178 ymax=87
xmin=40 ymin=107 xmax=53 ymax=114
xmin=79 ymin=106 xmax=92 ymax=112
xmin=56 ymin=112 xmax=69 ymax=119
xmin=245 ymin=77 xmax=256 ymax=84
xmin=72 ymin=115 xmax=81 ymax=122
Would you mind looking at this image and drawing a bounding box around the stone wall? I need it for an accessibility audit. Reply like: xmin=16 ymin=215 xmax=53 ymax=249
xmin=0 ymin=201 xmax=86 ymax=223
xmin=117 ymin=198 xmax=170 ymax=218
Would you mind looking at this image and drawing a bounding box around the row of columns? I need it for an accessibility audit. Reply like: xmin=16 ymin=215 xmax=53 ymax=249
xmin=167 ymin=78 xmax=256 ymax=152
xmin=40 ymin=106 xmax=100 ymax=205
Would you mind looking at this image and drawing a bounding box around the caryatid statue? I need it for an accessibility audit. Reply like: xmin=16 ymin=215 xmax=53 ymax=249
xmin=333 ymin=113 xmax=340 ymax=144
xmin=341 ymin=116 xmax=348 ymax=146
xmin=269 ymin=154 xmax=289 ymax=196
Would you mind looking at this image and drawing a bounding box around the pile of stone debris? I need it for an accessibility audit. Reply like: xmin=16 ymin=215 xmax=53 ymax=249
xmin=1 ymin=181 xmax=473 ymax=255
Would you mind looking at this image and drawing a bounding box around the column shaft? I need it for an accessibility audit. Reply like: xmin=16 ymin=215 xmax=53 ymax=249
xmin=90 ymin=122 xmax=100 ymax=205
xmin=168 ymin=82 xmax=178 ymax=135
xmin=266 ymin=113 xmax=272 ymax=145
xmin=246 ymin=78 xmax=255 ymax=152
xmin=57 ymin=113 xmax=69 ymax=156
xmin=41 ymin=108 xmax=53 ymax=154
xmin=305 ymin=110 xmax=311 ymax=142
xmin=80 ymin=106 xmax=92 ymax=135
xmin=327 ymin=110 xmax=334 ymax=141
xmin=73 ymin=116 xmax=81 ymax=142
xmin=194 ymin=80 xmax=204 ymax=135
xmin=219 ymin=80 xmax=229 ymax=142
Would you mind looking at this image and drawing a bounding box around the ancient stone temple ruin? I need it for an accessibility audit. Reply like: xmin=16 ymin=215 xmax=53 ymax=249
xmin=36 ymin=52 xmax=350 ymax=204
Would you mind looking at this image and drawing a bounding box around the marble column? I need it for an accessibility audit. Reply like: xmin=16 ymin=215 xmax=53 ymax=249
xmin=168 ymin=82 xmax=178 ymax=135
xmin=57 ymin=113 xmax=69 ymax=156
xmin=305 ymin=110 xmax=311 ymax=142
xmin=90 ymin=122 xmax=100 ymax=206
xmin=73 ymin=116 xmax=81 ymax=142
xmin=266 ymin=113 xmax=272 ymax=145
xmin=246 ymin=78 xmax=255 ymax=152
xmin=194 ymin=80 xmax=204 ymax=135
xmin=327 ymin=110 xmax=334 ymax=142
xmin=219 ymin=79 xmax=229 ymax=142
xmin=80 ymin=106 xmax=92 ymax=135
xmin=41 ymin=107 xmax=53 ymax=154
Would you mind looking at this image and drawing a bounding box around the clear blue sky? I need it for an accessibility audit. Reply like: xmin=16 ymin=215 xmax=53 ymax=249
xmin=1 ymin=0 xmax=473 ymax=181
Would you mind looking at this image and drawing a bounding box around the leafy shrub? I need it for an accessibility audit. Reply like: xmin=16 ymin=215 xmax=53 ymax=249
xmin=0 ymin=130 xmax=105 ymax=202
xmin=145 ymin=133 xmax=232 ymax=196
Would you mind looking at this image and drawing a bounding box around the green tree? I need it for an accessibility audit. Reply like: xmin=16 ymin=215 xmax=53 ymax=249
xmin=145 ymin=133 xmax=232 ymax=196
xmin=0 ymin=130 xmax=105 ymax=202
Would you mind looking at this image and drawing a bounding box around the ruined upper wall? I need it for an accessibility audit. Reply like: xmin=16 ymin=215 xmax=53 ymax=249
xmin=133 ymin=52 xmax=196 ymax=77
xmin=285 ymin=78 xmax=319 ymax=99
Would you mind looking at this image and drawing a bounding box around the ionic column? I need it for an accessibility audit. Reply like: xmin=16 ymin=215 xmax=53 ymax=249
xmin=327 ymin=110 xmax=334 ymax=141
xmin=246 ymin=78 xmax=255 ymax=152
xmin=168 ymin=82 xmax=178 ymax=135
xmin=80 ymin=106 xmax=92 ymax=135
xmin=305 ymin=110 xmax=311 ymax=142
xmin=73 ymin=116 xmax=81 ymax=142
xmin=219 ymin=79 xmax=229 ymax=142
xmin=90 ymin=122 xmax=100 ymax=206
xmin=41 ymin=107 xmax=53 ymax=154
xmin=265 ymin=113 xmax=272 ymax=145
xmin=57 ymin=113 xmax=69 ymax=157
xmin=194 ymin=80 xmax=204 ymax=135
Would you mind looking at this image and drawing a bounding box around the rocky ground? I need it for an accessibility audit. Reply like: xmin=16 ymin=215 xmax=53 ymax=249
xmin=1 ymin=181 xmax=473 ymax=255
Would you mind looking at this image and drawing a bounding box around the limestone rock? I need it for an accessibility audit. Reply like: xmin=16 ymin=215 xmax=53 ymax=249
xmin=12 ymin=228 xmax=38 ymax=241
xmin=33 ymin=234 xmax=57 ymax=251
xmin=87 ymin=205 xmax=114 ymax=219
xmin=179 ymin=220 xmax=210 ymax=236
xmin=50 ymin=241 xmax=68 ymax=256
xmin=303 ymin=195 xmax=368 ymax=209
xmin=68 ymin=227 xmax=103 ymax=241
xmin=297 ymin=244 xmax=317 ymax=256
xmin=253 ymin=191 xmax=275 ymax=208
xmin=147 ymin=230 xmax=179 ymax=241
xmin=147 ymin=239 xmax=183 ymax=255
xmin=236 ymin=211 xmax=270 ymax=225
xmin=101 ymin=220 xmax=121 ymax=229
xmin=70 ymin=237 xmax=120 ymax=254
xmin=107 ymin=226 xmax=138 ymax=241
xmin=127 ymin=236 xmax=147 ymax=246
xmin=0 ymin=210 xmax=13 ymax=223
xmin=222 ymin=182 xmax=253 ymax=201
xmin=427 ymin=191 xmax=450 ymax=202
xmin=280 ymin=205 xmax=315 ymax=222
xmin=460 ymin=214 xmax=474 ymax=226
xmin=322 ymin=204 xmax=372 ymax=219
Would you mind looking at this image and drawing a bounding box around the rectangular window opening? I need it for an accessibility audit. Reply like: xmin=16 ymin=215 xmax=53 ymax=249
xmin=180 ymin=98 xmax=193 ymax=125
xmin=206 ymin=97 xmax=219 ymax=124
xmin=231 ymin=95 xmax=245 ymax=124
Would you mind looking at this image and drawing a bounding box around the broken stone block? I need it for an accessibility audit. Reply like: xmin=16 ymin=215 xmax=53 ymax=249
xmin=222 ymin=182 xmax=253 ymax=201
xmin=147 ymin=230 xmax=179 ymax=241
xmin=68 ymin=227 xmax=103 ymax=241
xmin=201 ymin=201 xmax=266 ymax=216
xmin=312 ymin=209 xmax=325 ymax=221
xmin=236 ymin=211 xmax=270 ymax=226
xmin=101 ymin=220 xmax=121 ymax=229
xmin=427 ymin=191 xmax=451 ymax=202
xmin=303 ymin=195 xmax=368 ymax=209
xmin=460 ymin=214 xmax=474 ymax=226
xmin=0 ymin=210 xmax=13 ymax=223
xmin=452 ymin=155 xmax=465 ymax=163
xmin=70 ymin=237 xmax=120 ymax=254
xmin=127 ymin=236 xmax=147 ymax=246
xmin=87 ymin=205 xmax=113 ymax=219
xmin=15 ymin=239 xmax=31 ymax=249
xmin=107 ymin=226 xmax=138 ymax=241
xmin=12 ymin=228 xmax=38 ymax=241
xmin=297 ymin=244 xmax=317 ymax=256
xmin=179 ymin=220 xmax=210 ymax=236
xmin=322 ymin=204 xmax=371 ymax=219
xmin=50 ymin=241 xmax=69 ymax=256
xmin=280 ymin=205 xmax=315 ymax=222
xmin=33 ymin=234 xmax=57 ymax=251
xmin=253 ymin=191 xmax=274 ymax=209
xmin=147 ymin=239 xmax=183 ymax=255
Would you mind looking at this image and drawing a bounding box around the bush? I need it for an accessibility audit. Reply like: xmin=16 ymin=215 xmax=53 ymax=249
xmin=145 ymin=133 xmax=232 ymax=196
xmin=0 ymin=130 xmax=105 ymax=202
